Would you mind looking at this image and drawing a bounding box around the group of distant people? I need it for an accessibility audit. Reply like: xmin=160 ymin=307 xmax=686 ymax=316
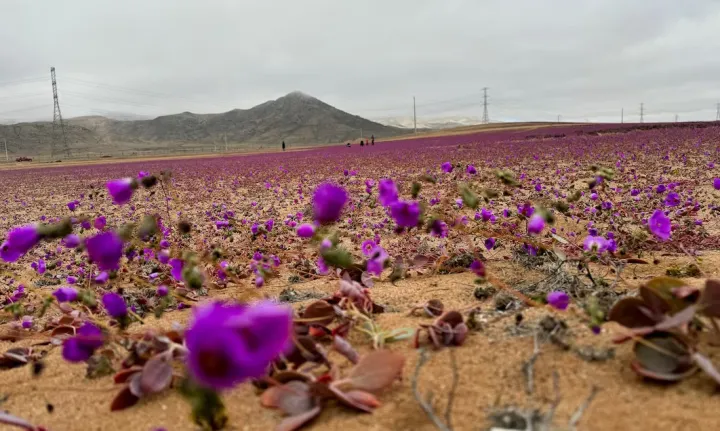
xmin=281 ymin=135 xmax=376 ymax=151
xmin=346 ymin=135 xmax=375 ymax=148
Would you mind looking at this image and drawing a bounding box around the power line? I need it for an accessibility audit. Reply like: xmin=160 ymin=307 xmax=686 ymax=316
xmin=481 ymin=87 xmax=489 ymax=124
xmin=51 ymin=67 xmax=70 ymax=159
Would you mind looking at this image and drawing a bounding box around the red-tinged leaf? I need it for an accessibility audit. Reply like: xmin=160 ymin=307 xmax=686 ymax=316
xmin=274 ymin=381 xmax=314 ymax=416
xmin=139 ymin=354 xmax=173 ymax=394
xmin=58 ymin=315 xmax=76 ymax=325
xmin=692 ymin=352 xmax=720 ymax=385
xmin=632 ymin=332 xmax=694 ymax=381
xmin=360 ymin=271 xmax=374 ymax=288
xmin=276 ymin=405 xmax=322 ymax=431
xmin=58 ymin=302 xmax=73 ymax=314
xmin=343 ymin=390 xmax=381 ymax=409
xmin=128 ymin=373 xmax=145 ymax=398
xmin=608 ymin=297 xmax=657 ymax=328
xmin=301 ymin=301 xmax=335 ymax=326
xmin=260 ymin=386 xmax=284 ymax=409
xmin=0 ymin=411 xmax=36 ymax=430
xmin=328 ymin=385 xmax=375 ymax=413
xmin=454 ymin=322 xmax=469 ymax=345
xmin=113 ymin=368 xmax=141 ymax=384
xmin=333 ymin=336 xmax=359 ymax=364
xmin=346 ymin=350 xmax=405 ymax=393
xmin=630 ymin=360 xmax=697 ymax=382
xmin=625 ymin=258 xmax=649 ymax=264
xmin=110 ymin=386 xmax=140 ymax=411
xmin=654 ymin=305 xmax=698 ymax=331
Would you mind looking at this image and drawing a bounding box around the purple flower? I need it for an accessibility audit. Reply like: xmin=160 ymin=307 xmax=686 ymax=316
xmin=21 ymin=316 xmax=33 ymax=329
xmin=648 ymin=209 xmax=671 ymax=241
xmin=169 ymin=258 xmax=184 ymax=281
xmin=317 ymin=256 xmax=329 ymax=275
xmin=106 ymin=178 xmax=137 ymax=205
xmin=67 ymin=201 xmax=77 ymax=211
xmin=215 ymin=220 xmax=230 ymax=229
xmin=313 ymin=183 xmax=348 ymax=224
xmin=94 ymin=271 xmax=109 ymax=284
xmin=547 ymin=291 xmax=570 ymax=310
xmin=583 ymin=235 xmax=609 ymax=253
xmin=470 ymin=260 xmax=486 ymax=277
xmin=656 ymin=184 xmax=666 ymax=194
xmin=265 ymin=219 xmax=274 ymax=232
xmin=378 ymin=178 xmax=399 ymax=207
xmin=390 ymin=200 xmax=420 ymax=228
xmin=81 ymin=220 xmax=92 ymax=230
xmin=714 ymin=178 xmax=720 ymax=190
xmin=535 ymin=183 xmax=542 ymax=192
xmin=466 ymin=164 xmax=477 ymax=175
xmin=441 ymin=162 xmax=453 ymax=173
xmin=428 ymin=219 xmax=448 ymax=238
xmin=480 ymin=208 xmax=492 ymax=222
xmin=137 ymin=171 xmax=149 ymax=179
xmin=85 ymin=232 xmax=123 ymax=271
xmin=1 ymin=224 xmax=40 ymax=262
xmin=296 ymin=223 xmax=315 ymax=238
xmin=158 ymin=249 xmax=170 ymax=264
xmin=63 ymin=234 xmax=81 ymax=248
xmin=361 ymin=239 xmax=377 ymax=256
xmin=484 ymin=238 xmax=496 ymax=250
xmin=251 ymin=223 xmax=259 ymax=235
xmin=62 ymin=322 xmax=104 ymax=363
xmin=66 ymin=276 xmax=78 ymax=284
xmin=36 ymin=259 xmax=46 ymax=274
xmin=518 ymin=202 xmax=534 ymax=218
xmin=366 ymin=245 xmax=389 ymax=276
xmin=527 ymin=214 xmax=545 ymax=235
xmin=664 ymin=192 xmax=680 ymax=207
xmin=184 ymin=300 xmax=292 ymax=390
xmin=53 ymin=287 xmax=78 ymax=303
xmin=630 ymin=189 xmax=640 ymax=196
xmin=157 ymin=285 xmax=169 ymax=297
xmin=601 ymin=201 xmax=613 ymax=210
xmin=94 ymin=216 xmax=106 ymax=230
xmin=102 ymin=292 xmax=128 ymax=318
xmin=590 ymin=192 xmax=598 ymax=200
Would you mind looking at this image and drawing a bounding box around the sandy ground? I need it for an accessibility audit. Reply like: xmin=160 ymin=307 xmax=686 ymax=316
xmin=2 ymin=251 xmax=719 ymax=431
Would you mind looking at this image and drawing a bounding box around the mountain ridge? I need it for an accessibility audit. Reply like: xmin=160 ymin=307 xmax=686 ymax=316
xmin=0 ymin=92 xmax=406 ymax=157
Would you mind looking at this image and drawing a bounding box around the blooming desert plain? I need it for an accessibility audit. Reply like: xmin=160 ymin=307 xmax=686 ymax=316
xmin=1 ymin=122 xmax=720 ymax=431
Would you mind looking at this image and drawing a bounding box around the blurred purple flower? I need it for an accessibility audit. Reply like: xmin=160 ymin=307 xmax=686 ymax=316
xmin=378 ymin=178 xmax=399 ymax=207
xmin=169 ymin=258 xmax=184 ymax=281
xmin=469 ymin=260 xmax=486 ymax=277
xmin=313 ymin=183 xmax=348 ymax=224
xmin=390 ymin=200 xmax=420 ymax=228
xmin=63 ymin=234 xmax=81 ymax=248
xmin=102 ymin=292 xmax=128 ymax=318
xmin=53 ymin=287 xmax=78 ymax=303
xmin=1 ymin=224 xmax=40 ymax=262
xmin=62 ymin=322 xmax=104 ymax=362
xmin=648 ymin=209 xmax=671 ymax=241
xmin=94 ymin=216 xmax=106 ymax=230
xmin=527 ymin=214 xmax=545 ymax=235
xmin=106 ymin=178 xmax=137 ymax=205
xmin=441 ymin=162 xmax=453 ymax=173
xmin=484 ymin=237 xmax=496 ymax=250
xmin=185 ymin=300 xmax=292 ymax=390
xmin=547 ymin=291 xmax=570 ymax=310
xmin=85 ymin=232 xmax=123 ymax=271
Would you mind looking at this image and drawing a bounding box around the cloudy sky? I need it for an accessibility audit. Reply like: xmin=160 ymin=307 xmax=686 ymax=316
xmin=1 ymin=0 xmax=719 ymax=124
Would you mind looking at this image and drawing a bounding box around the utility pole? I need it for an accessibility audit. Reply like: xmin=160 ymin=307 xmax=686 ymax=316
xmin=557 ymin=115 xmax=561 ymax=123
xmin=640 ymin=103 xmax=644 ymax=123
xmin=413 ymin=96 xmax=417 ymax=134
xmin=716 ymin=102 xmax=720 ymax=121
xmin=675 ymin=114 xmax=679 ymax=123
xmin=621 ymin=108 xmax=624 ymax=124
xmin=50 ymin=67 xmax=70 ymax=159
xmin=223 ymin=134 xmax=228 ymax=152
xmin=481 ymin=87 xmax=489 ymax=124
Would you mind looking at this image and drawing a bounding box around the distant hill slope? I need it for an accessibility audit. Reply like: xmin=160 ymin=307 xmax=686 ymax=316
xmin=0 ymin=92 xmax=406 ymax=157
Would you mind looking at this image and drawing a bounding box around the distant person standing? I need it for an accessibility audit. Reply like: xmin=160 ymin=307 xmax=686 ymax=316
xmin=360 ymin=141 xmax=364 ymax=147
xmin=371 ymin=135 xmax=375 ymax=145
xmin=282 ymin=141 xmax=286 ymax=151
xmin=346 ymin=142 xmax=351 ymax=147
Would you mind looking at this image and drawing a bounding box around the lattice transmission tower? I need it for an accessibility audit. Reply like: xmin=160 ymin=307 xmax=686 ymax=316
xmin=50 ymin=67 xmax=70 ymax=159
xmin=481 ymin=87 xmax=489 ymax=124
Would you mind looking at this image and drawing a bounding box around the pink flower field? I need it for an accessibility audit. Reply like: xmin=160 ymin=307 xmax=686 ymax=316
xmin=1 ymin=122 xmax=720 ymax=431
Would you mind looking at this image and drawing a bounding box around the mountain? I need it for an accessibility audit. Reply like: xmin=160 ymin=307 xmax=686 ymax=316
xmin=0 ymin=92 xmax=407 ymax=158
xmin=375 ymin=115 xmax=482 ymax=130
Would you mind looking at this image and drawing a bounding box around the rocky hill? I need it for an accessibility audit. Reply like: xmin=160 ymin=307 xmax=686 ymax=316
xmin=0 ymin=92 xmax=406 ymax=158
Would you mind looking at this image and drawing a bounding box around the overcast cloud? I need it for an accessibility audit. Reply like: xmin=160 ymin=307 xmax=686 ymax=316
xmin=1 ymin=0 xmax=719 ymax=124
